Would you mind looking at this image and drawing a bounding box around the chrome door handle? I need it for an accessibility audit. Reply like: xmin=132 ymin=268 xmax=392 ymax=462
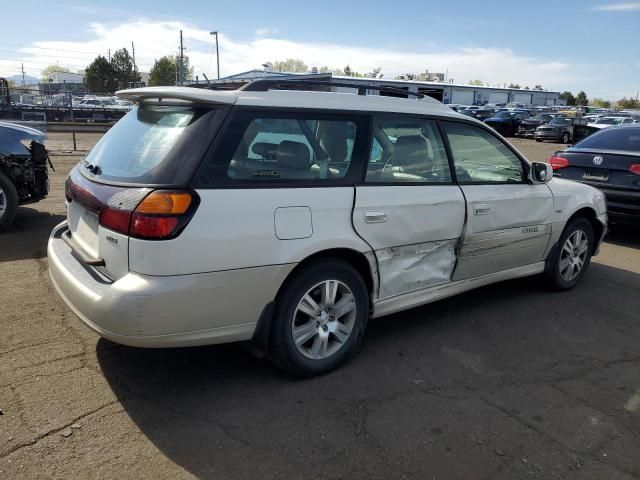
xmin=364 ymin=211 xmax=387 ymax=223
xmin=474 ymin=204 xmax=491 ymax=215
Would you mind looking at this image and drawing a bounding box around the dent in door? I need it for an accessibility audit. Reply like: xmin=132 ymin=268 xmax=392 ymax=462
xmin=377 ymin=239 xmax=458 ymax=299
xmin=274 ymin=206 xmax=313 ymax=240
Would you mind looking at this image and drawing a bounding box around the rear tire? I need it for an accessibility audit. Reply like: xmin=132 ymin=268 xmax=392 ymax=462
xmin=545 ymin=218 xmax=594 ymax=291
xmin=535 ymin=138 xmax=542 ymax=142
xmin=561 ymin=132 xmax=570 ymax=144
xmin=0 ymin=172 xmax=19 ymax=226
xmin=269 ymin=259 xmax=369 ymax=377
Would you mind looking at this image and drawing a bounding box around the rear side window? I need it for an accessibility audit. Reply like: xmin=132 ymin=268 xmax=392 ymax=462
xmin=574 ymin=128 xmax=640 ymax=152
xmin=200 ymin=110 xmax=367 ymax=185
xmin=365 ymin=116 xmax=452 ymax=183
xmin=82 ymin=105 xmax=224 ymax=185
xmin=442 ymin=121 xmax=524 ymax=183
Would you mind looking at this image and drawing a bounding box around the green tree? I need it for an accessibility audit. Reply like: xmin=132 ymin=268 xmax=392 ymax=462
xmin=149 ymin=56 xmax=177 ymax=86
xmin=272 ymin=58 xmax=308 ymax=73
xmin=508 ymin=83 xmax=521 ymax=89
xmin=559 ymin=91 xmax=576 ymax=106
xmin=590 ymin=98 xmax=611 ymax=108
xmin=575 ymin=91 xmax=588 ymax=106
xmin=533 ymin=84 xmax=544 ymax=91
xmin=366 ymin=67 xmax=383 ymax=79
xmin=468 ymin=79 xmax=483 ymax=86
xmin=84 ymin=55 xmax=116 ymax=93
xmin=110 ymin=48 xmax=141 ymax=90
xmin=41 ymin=64 xmax=70 ymax=81
xmin=616 ymin=97 xmax=640 ymax=109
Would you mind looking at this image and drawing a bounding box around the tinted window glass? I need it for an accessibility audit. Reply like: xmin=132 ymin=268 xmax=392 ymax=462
xmin=573 ymin=127 xmax=640 ymax=152
xmin=365 ymin=116 xmax=452 ymax=183
xmin=82 ymin=105 xmax=220 ymax=184
xmin=442 ymin=122 xmax=524 ymax=183
xmin=227 ymin=116 xmax=357 ymax=181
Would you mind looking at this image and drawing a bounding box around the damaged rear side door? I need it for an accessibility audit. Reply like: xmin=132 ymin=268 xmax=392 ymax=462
xmin=353 ymin=115 xmax=465 ymax=299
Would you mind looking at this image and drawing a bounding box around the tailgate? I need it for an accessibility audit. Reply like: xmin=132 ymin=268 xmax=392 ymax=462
xmin=65 ymin=167 xmax=135 ymax=280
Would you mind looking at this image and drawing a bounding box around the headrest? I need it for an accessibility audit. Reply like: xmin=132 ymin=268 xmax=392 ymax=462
xmin=276 ymin=140 xmax=310 ymax=169
xmin=393 ymin=135 xmax=430 ymax=168
xmin=318 ymin=122 xmax=349 ymax=163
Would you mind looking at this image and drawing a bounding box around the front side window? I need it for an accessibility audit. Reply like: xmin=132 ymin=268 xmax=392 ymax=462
xmin=442 ymin=122 xmax=524 ymax=183
xmin=365 ymin=116 xmax=452 ymax=183
xmin=226 ymin=116 xmax=358 ymax=181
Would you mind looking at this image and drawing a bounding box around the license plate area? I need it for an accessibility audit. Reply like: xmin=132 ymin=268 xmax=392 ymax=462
xmin=67 ymin=201 xmax=100 ymax=257
xmin=583 ymin=169 xmax=609 ymax=182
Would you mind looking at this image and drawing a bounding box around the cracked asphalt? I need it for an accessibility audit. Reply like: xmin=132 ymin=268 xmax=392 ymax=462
xmin=1 ymin=137 xmax=639 ymax=479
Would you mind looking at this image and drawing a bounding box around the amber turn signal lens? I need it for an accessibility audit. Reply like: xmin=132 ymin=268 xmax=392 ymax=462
xmin=135 ymin=192 xmax=192 ymax=214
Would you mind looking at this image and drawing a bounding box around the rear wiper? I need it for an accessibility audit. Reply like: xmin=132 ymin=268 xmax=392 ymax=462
xmin=82 ymin=160 xmax=101 ymax=175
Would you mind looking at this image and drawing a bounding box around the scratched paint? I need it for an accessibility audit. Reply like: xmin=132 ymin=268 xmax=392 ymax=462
xmin=625 ymin=390 xmax=640 ymax=413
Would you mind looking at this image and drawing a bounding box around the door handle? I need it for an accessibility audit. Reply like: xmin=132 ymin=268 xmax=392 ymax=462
xmin=364 ymin=211 xmax=387 ymax=223
xmin=474 ymin=204 xmax=491 ymax=215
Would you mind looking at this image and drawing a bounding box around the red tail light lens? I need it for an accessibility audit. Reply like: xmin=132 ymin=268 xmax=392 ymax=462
xmin=548 ymin=156 xmax=570 ymax=170
xmin=630 ymin=164 xmax=640 ymax=176
xmin=98 ymin=190 xmax=198 ymax=240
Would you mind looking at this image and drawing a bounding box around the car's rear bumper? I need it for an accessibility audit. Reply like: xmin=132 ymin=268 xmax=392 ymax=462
xmin=48 ymin=221 xmax=293 ymax=348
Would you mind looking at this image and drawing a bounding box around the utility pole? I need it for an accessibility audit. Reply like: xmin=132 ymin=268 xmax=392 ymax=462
xmin=178 ymin=29 xmax=185 ymax=86
xmin=108 ymin=49 xmax=111 ymax=62
xmin=210 ymin=31 xmax=220 ymax=79
xmin=131 ymin=41 xmax=136 ymax=72
xmin=21 ymin=63 xmax=25 ymax=86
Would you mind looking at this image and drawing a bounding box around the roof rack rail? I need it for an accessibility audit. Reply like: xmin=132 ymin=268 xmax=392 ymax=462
xmin=240 ymin=78 xmax=425 ymax=99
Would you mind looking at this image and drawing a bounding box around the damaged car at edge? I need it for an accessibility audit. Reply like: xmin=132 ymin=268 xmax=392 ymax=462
xmin=0 ymin=121 xmax=52 ymax=225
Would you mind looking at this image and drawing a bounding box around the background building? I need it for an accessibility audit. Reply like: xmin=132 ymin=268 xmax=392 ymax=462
xmin=192 ymin=69 xmax=562 ymax=106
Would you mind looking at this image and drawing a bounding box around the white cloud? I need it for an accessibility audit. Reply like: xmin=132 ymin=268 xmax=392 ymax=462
xmin=255 ymin=27 xmax=278 ymax=36
xmin=0 ymin=18 xmax=636 ymax=98
xmin=593 ymin=2 xmax=640 ymax=10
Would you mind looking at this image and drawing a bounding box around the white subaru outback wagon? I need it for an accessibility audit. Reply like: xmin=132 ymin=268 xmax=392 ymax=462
xmin=48 ymin=81 xmax=607 ymax=376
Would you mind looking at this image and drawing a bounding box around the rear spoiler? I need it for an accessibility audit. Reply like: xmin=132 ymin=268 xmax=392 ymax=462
xmin=116 ymin=86 xmax=238 ymax=105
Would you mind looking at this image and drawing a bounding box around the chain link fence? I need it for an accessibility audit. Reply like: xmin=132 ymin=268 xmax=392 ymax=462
xmin=1 ymin=84 xmax=118 ymax=152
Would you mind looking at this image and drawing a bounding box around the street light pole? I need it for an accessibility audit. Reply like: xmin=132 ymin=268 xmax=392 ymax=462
xmin=210 ymin=31 xmax=220 ymax=79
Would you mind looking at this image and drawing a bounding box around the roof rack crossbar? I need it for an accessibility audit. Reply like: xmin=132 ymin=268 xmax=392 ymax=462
xmin=240 ymin=78 xmax=425 ymax=99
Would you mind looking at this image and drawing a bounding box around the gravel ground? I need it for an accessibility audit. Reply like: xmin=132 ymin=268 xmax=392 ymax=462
xmin=1 ymin=137 xmax=639 ymax=479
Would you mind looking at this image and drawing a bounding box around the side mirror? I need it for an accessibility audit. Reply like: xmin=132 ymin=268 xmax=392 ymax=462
xmin=530 ymin=161 xmax=552 ymax=183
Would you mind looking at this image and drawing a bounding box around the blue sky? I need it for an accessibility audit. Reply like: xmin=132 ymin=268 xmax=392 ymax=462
xmin=1 ymin=0 xmax=639 ymax=99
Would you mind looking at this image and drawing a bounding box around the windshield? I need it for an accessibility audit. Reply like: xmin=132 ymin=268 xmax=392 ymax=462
xmin=533 ymin=114 xmax=553 ymax=121
xmin=81 ymin=104 xmax=224 ymax=184
xmin=493 ymin=112 xmax=513 ymax=119
xmin=573 ymin=127 xmax=640 ymax=152
xmin=596 ymin=117 xmax=622 ymax=125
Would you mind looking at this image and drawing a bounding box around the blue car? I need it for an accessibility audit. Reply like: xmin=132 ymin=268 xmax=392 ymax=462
xmin=484 ymin=110 xmax=530 ymax=137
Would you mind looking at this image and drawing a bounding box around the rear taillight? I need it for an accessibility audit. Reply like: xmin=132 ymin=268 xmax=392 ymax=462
xmin=99 ymin=190 xmax=199 ymax=240
xmin=548 ymin=156 xmax=570 ymax=170
xmin=630 ymin=164 xmax=640 ymax=176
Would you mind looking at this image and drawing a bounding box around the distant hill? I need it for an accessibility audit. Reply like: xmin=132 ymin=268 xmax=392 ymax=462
xmin=5 ymin=74 xmax=40 ymax=85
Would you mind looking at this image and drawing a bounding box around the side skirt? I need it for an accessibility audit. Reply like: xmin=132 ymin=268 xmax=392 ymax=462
xmin=372 ymin=262 xmax=545 ymax=318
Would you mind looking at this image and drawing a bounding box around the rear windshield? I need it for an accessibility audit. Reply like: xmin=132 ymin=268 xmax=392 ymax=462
xmin=573 ymin=127 xmax=640 ymax=152
xmin=81 ymin=104 xmax=224 ymax=185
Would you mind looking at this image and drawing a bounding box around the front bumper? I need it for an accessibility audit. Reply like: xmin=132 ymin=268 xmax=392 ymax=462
xmin=48 ymin=222 xmax=292 ymax=348
xmin=534 ymin=130 xmax=562 ymax=141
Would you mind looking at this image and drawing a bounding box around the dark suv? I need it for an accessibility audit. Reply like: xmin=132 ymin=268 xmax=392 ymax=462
xmin=535 ymin=117 xmax=574 ymax=143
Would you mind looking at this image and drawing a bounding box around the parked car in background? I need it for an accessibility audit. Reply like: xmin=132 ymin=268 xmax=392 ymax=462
xmin=535 ymin=117 xmax=574 ymax=143
xmin=517 ymin=113 xmax=556 ymax=138
xmin=0 ymin=122 xmax=51 ymax=225
xmin=47 ymin=83 xmax=606 ymax=376
xmin=588 ymin=116 xmax=636 ymax=130
xmin=549 ymin=124 xmax=640 ymax=224
xmin=484 ymin=110 xmax=529 ymax=136
xmin=458 ymin=109 xmax=493 ymax=121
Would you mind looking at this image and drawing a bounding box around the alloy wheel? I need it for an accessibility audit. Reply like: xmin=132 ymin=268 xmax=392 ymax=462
xmin=559 ymin=229 xmax=589 ymax=282
xmin=0 ymin=185 xmax=6 ymax=217
xmin=291 ymin=280 xmax=357 ymax=360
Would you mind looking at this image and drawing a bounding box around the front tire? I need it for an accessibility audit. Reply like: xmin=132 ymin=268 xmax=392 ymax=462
xmin=269 ymin=259 xmax=369 ymax=377
xmin=545 ymin=218 xmax=594 ymax=291
xmin=0 ymin=172 xmax=19 ymax=226
xmin=561 ymin=132 xmax=570 ymax=144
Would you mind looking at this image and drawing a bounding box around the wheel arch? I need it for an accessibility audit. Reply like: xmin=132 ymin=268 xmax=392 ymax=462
xmin=250 ymin=247 xmax=377 ymax=357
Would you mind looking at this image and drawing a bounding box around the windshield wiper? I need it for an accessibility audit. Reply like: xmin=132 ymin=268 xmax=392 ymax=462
xmin=82 ymin=160 xmax=101 ymax=175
